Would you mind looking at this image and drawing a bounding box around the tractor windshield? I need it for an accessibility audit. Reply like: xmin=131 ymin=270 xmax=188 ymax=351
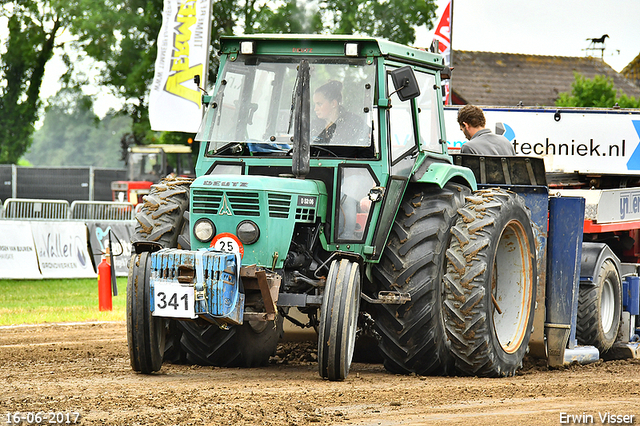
xmin=196 ymin=56 xmax=376 ymax=157
xmin=128 ymin=151 xmax=162 ymax=181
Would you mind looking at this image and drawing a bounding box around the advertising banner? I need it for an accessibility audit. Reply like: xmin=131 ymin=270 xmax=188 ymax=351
xmin=149 ymin=0 xmax=212 ymax=132
xmin=31 ymin=222 xmax=96 ymax=279
xmin=0 ymin=221 xmax=41 ymax=279
xmin=87 ymin=222 xmax=134 ymax=277
xmin=444 ymin=107 xmax=640 ymax=175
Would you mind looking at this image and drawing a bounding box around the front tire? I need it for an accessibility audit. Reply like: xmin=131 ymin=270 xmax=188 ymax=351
xmin=127 ymin=252 xmax=165 ymax=373
xmin=128 ymin=177 xmax=192 ymax=371
xmin=318 ymin=259 xmax=361 ymax=381
xmin=443 ymin=188 xmax=536 ymax=377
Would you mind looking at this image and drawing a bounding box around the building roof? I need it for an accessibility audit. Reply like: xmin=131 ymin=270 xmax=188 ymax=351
xmin=450 ymin=50 xmax=640 ymax=106
xmin=622 ymin=52 xmax=640 ymax=87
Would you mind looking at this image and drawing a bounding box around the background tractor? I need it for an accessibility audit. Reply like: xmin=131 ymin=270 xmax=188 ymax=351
xmin=111 ymin=144 xmax=194 ymax=205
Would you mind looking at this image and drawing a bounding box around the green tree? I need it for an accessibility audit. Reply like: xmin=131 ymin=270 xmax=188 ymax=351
xmin=556 ymin=73 xmax=640 ymax=108
xmin=252 ymin=0 xmax=323 ymax=34
xmin=321 ymin=0 xmax=437 ymax=45
xmin=27 ymin=88 xmax=131 ymax=167
xmin=62 ymin=0 xmax=164 ymax=146
xmin=0 ymin=1 xmax=65 ymax=164
xmin=2 ymin=0 xmax=439 ymax=166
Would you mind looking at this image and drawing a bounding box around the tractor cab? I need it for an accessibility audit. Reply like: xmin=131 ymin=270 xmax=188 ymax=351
xmin=192 ymin=35 xmax=474 ymax=261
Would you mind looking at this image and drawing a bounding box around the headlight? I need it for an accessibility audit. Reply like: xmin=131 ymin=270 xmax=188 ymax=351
xmin=236 ymin=220 xmax=260 ymax=244
xmin=193 ymin=218 xmax=215 ymax=242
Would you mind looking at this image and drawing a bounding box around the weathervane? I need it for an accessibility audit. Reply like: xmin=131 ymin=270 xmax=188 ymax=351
xmin=584 ymin=34 xmax=608 ymax=59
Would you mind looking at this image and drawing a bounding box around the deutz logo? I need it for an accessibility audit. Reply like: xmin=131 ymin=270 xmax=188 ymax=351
xmin=218 ymin=194 xmax=233 ymax=216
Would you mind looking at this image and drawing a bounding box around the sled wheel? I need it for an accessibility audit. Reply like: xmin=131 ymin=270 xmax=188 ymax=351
xmin=127 ymin=252 xmax=166 ymax=373
xmin=318 ymin=259 xmax=361 ymax=381
xmin=577 ymin=258 xmax=621 ymax=352
xmin=444 ymin=188 xmax=536 ymax=377
xmin=371 ymin=182 xmax=470 ymax=375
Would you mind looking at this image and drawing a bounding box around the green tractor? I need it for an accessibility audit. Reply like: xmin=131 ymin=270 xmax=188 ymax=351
xmin=127 ymin=35 xmax=537 ymax=380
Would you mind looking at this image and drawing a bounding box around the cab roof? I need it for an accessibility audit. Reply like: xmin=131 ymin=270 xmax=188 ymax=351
xmin=220 ymin=34 xmax=444 ymax=69
xmin=130 ymin=144 xmax=192 ymax=154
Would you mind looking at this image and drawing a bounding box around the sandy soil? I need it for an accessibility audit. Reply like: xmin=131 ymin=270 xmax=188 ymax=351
xmin=1 ymin=321 xmax=640 ymax=425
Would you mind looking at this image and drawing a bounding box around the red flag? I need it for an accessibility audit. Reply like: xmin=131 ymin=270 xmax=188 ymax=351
xmin=432 ymin=1 xmax=452 ymax=104
xmin=432 ymin=1 xmax=451 ymax=64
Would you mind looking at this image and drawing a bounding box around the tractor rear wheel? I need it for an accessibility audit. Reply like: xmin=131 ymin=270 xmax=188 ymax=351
xmin=576 ymin=258 xmax=621 ymax=353
xmin=372 ymin=182 xmax=470 ymax=375
xmin=443 ymin=188 xmax=536 ymax=377
xmin=131 ymin=177 xmax=192 ymax=250
xmin=318 ymin=259 xmax=361 ymax=381
xmin=177 ymin=314 xmax=284 ymax=367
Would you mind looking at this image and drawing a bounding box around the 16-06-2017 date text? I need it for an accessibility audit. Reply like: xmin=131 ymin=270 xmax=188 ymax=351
xmin=4 ymin=412 xmax=80 ymax=424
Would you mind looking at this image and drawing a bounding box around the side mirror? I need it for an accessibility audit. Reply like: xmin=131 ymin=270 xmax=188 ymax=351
xmin=390 ymin=66 xmax=420 ymax=101
xmin=441 ymin=66 xmax=453 ymax=80
xmin=194 ymin=75 xmax=201 ymax=87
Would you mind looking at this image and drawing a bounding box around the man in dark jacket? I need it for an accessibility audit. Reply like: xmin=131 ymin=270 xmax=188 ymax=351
xmin=457 ymin=105 xmax=515 ymax=155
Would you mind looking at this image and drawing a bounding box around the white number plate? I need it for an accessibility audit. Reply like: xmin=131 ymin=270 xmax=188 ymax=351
xmin=152 ymin=281 xmax=197 ymax=319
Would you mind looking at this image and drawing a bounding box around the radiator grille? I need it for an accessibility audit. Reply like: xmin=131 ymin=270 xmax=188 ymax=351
xmin=192 ymin=190 xmax=260 ymax=216
xmin=295 ymin=207 xmax=316 ymax=222
xmin=268 ymin=193 xmax=291 ymax=219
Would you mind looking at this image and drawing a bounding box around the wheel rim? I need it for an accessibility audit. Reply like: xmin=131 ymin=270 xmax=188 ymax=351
xmin=600 ymin=276 xmax=616 ymax=333
xmin=493 ymin=221 xmax=534 ymax=354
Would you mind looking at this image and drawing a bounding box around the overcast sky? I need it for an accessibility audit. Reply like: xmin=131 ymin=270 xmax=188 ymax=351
xmin=421 ymin=0 xmax=640 ymax=73
xmin=4 ymin=1 xmax=639 ymax=118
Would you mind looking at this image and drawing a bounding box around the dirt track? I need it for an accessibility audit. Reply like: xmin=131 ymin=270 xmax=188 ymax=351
xmin=1 ymin=322 xmax=640 ymax=425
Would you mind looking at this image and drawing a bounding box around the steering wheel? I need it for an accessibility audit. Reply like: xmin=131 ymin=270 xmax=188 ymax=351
xmin=286 ymin=145 xmax=339 ymax=157
xmin=311 ymin=146 xmax=339 ymax=157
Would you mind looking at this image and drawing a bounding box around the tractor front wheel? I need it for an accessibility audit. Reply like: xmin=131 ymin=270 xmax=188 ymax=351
xmin=318 ymin=259 xmax=361 ymax=381
xmin=127 ymin=251 xmax=166 ymax=373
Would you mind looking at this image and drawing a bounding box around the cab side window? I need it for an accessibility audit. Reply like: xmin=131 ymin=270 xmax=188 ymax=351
xmin=387 ymin=71 xmax=417 ymax=165
xmin=414 ymin=71 xmax=442 ymax=153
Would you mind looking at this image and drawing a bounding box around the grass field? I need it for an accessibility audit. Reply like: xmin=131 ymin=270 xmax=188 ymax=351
xmin=0 ymin=277 xmax=128 ymax=326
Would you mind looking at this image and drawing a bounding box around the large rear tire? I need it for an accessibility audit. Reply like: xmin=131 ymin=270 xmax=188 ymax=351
xmin=127 ymin=252 xmax=165 ymax=373
xmin=131 ymin=177 xmax=192 ymax=250
xmin=318 ymin=259 xmax=361 ymax=381
xmin=177 ymin=315 xmax=284 ymax=367
xmin=371 ymin=182 xmax=470 ymax=375
xmin=443 ymin=188 xmax=536 ymax=377
xmin=576 ymin=258 xmax=621 ymax=353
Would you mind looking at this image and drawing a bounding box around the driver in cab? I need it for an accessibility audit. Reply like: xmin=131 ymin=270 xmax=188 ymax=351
xmin=312 ymin=80 xmax=373 ymax=158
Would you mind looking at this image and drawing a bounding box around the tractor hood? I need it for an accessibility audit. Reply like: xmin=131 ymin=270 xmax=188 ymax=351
xmin=189 ymin=174 xmax=328 ymax=269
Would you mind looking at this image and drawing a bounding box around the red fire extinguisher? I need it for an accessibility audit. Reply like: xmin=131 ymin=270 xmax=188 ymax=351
xmin=98 ymin=248 xmax=113 ymax=311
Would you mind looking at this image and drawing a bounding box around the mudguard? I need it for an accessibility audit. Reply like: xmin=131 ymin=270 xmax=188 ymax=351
xmin=580 ymin=242 xmax=621 ymax=286
xmin=411 ymin=159 xmax=477 ymax=191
